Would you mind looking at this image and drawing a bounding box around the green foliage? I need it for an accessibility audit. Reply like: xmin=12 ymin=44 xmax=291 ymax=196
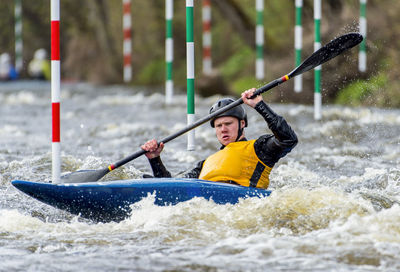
xmin=231 ymin=76 xmax=263 ymax=95
xmin=218 ymin=47 xmax=267 ymax=95
xmin=263 ymin=0 xmax=294 ymax=49
xmin=0 ymin=2 xmax=14 ymax=51
xmin=384 ymin=81 xmax=400 ymax=107
xmin=335 ymin=74 xmax=388 ymax=106
xmin=220 ymin=47 xmax=254 ymax=79
xmin=135 ymin=59 xmax=165 ymax=85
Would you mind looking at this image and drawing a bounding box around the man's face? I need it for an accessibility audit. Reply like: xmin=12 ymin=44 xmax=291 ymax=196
xmin=214 ymin=116 xmax=243 ymax=146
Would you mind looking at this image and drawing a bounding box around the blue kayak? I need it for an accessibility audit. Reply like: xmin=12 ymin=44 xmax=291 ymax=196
xmin=11 ymin=178 xmax=271 ymax=222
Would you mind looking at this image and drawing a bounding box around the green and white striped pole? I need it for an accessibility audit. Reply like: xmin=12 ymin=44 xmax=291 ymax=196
xmin=186 ymin=0 xmax=195 ymax=151
xmin=255 ymin=0 xmax=264 ymax=80
xmin=165 ymin=0 xmax=174 ymax=104
xmin=14 ymin=0 xmax=23 ymax=73
xmin=359 ymin=0 xmax=367 ymax=72
xmin=294 ymin=0 xmax=303 ymax=93
xmin=314 ymin=0 xmax=321 ymax=120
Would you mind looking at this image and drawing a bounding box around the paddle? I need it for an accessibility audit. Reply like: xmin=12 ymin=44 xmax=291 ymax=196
xmin=61 ymin=32 xmax=363 ymax=183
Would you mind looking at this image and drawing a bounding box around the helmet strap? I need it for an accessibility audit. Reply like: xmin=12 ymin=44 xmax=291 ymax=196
xmin=235 ymin=119 xmax=244 ymax=142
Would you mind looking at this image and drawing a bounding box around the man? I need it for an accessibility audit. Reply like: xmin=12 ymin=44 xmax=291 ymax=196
xmin=0 ymin=53 xmax=18 ymax=81
xmin=28 ymin=49 xmax=51 ymax=80
xmin=141 ymin=88 xmax=297 ymax=189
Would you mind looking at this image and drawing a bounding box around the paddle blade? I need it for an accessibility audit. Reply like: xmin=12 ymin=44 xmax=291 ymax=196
xmin=289 ymin=32 xmax=363 ymax=78
xmin=60 ymin=168 xmax=109 ymax=183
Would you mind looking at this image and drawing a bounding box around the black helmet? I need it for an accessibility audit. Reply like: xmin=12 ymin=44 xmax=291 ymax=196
xmin=209 ymin=98 xmax=248 ymax=127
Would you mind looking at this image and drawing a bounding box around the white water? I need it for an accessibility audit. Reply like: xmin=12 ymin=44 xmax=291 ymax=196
xmin=1 ymin=81 xmax=399 ymax=271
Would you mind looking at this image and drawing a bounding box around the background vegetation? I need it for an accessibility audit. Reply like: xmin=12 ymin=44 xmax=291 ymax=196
xmin=0 ymin=0 xmax=399 ymax=107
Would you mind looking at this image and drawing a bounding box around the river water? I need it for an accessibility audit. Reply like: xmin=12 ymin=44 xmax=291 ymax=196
xmin=1 ymin=81 xmax=399 ymax=271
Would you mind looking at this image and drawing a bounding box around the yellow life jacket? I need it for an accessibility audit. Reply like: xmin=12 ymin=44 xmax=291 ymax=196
xmin=199 ymin=140 xmax=272 ymax=189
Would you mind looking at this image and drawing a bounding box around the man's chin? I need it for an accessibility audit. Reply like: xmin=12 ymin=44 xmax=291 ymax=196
xmin=219 ymin=139 xmax=232 ymax=146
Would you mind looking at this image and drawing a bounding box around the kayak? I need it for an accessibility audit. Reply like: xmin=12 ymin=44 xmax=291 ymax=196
xmin=11 ymin=178 xmax=271 ymax=222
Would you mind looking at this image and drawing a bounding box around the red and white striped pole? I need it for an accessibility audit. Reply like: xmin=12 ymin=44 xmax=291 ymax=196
xmin=202 ymin=0 xmax=212 ymax=75
xmin=51 ymin=0 xmax=61 ymax=183
xmin=123 ymin=0 xmax=132 ymax=82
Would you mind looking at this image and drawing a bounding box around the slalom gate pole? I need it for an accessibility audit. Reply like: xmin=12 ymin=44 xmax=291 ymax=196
xmin=359 ymin=0 xmax=367 ymax=72
xmin=202 ymin=0 xmax=212 ymax=75
xmin=255 ymin=0 xmax=264 ymax=80
xmin=294 ymin=0 xmax=303 ymax=93
xmin=186 ymin=0 xmax=195 ymax=151
xmin=165 ymin=0 xmax=174 ymax=104
xmin=14 ymin=0 xmax=23 ymax=73
xmin=51 ymin=0 xmax=61 ymax=183
xmin=123 ymin=0 xmax=132 ymax=82
xmin=314 ymin=0 xmax=322 ymax=120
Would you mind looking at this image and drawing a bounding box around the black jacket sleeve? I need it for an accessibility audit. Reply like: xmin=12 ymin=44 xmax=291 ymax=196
xmin=182 ymin=160 xmax=204 ymax=179
xmin=148 ymin=157 xmax=203 ymax=179
xmin=253 ymin=101 xmax=298 ymax=168
xmin=148 ymin=157 xmax=172 ymax=178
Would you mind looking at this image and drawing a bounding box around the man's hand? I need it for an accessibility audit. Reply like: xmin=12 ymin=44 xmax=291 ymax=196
xmin=141 ymin=139 xmax=164 ymax=159
xmin=241 ymin=88 xmax=263 ymax=108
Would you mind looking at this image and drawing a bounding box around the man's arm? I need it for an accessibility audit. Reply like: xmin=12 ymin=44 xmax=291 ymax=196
xmin=141 ymin=140 xmax=171 ymax=177
xmin=182 ymin=160 xmax=204 ymax=179
xmin=254 ymin=101 xmax=298 ymax=167
xmin=147 ymin=158 xmax=204 ymax=179
xmin=142 ymin=139 xmax=203 ymax=179
xmin=148 ymin=157 xmax=172 ymax=177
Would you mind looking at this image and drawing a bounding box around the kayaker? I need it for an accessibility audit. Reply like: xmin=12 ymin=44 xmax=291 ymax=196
xmin=141 ymin=88 xmax=298 ymax=189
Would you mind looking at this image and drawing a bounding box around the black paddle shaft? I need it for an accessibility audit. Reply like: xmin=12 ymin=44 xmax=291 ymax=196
xmin=112 ymin=79 xmax=283 ymax=170
xmin=111 ymin=97 xmax=244 ymax=169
